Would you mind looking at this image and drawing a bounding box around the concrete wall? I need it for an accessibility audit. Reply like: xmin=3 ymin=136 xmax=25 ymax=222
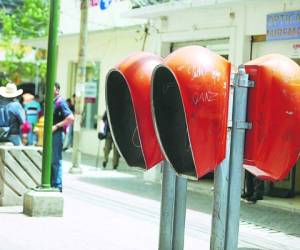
xmin=0 ymin=146 xmax=42 ymax=206
xmin=144 ymin=0 xmax=300 ymax=65
xmin=253 ymin=40 xmax=300 ymax=59
xmin=60 ymin=0 xmax=145 ymax=35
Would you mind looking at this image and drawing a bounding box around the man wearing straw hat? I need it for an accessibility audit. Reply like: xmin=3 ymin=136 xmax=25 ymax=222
xmin=0 ymin=83 xmax=25 ymax=145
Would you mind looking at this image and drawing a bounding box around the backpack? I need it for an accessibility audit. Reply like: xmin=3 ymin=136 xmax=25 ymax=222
xmin=0 ymin=104 xmax=11 ymax=141
xmin=54 ymin=96 xmax=67 ymax=133
xmin=55 ymin=96 xmax=63 ymax=120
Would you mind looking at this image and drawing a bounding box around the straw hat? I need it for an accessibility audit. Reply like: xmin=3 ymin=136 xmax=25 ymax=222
xmin=0 ymin=83 xmax=23 ymax=98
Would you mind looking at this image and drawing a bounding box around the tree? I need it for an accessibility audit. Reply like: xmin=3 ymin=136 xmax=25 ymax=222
xmin=0 ymin=0 xmax=49 ymax=40
xmin=0 ymin=0 xmax=49 ymax=85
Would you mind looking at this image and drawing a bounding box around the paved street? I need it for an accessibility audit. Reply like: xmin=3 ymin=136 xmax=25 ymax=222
xmin=0 ymin=158 xmax=299 ymax=250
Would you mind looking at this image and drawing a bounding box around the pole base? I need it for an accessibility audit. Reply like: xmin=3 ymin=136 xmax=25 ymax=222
xmin=23 ymin=189 xmax=64 ymax=217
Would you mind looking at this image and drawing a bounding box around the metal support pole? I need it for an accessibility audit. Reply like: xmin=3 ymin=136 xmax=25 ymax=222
xmin=210 ymin=76 xmax=234 ymax=249
xmin=159 ymin=160 xmax=176 ymax=250
xmin=210 ymin=130 xmax=232 ymax=249
xmin=225 ymin=66 xmax=252 ymax=250
xmin=70 ymin=0 xmax=89 ymax=173
xmin=41 ymin=0 xmax=60 ymax=188
xmin=173 ymin=175 xmax=187 ymax=250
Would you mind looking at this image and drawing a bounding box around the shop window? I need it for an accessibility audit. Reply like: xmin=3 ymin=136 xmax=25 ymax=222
xmin=170 ymin=38 xmax=229 ymax=59
xmin=68 ymin=61 xmax=100 ymax=129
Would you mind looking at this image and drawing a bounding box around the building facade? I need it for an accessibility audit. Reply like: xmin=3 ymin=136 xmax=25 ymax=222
xmin=54 ymin=0 xmax=300 ymax=194
xmin=124 ymin=0 xmax=300 ymax=193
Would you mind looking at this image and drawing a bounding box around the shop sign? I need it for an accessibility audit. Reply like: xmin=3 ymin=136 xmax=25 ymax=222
xmin=292 ymin=43 xmax=300 ymax=58
xmin=85 ymin=82 xmax=97 ymax=103
xmin=99 ymin=0 xmax=112 ymax=10
xmin=267 ymin=10 xmax=300 ymax=41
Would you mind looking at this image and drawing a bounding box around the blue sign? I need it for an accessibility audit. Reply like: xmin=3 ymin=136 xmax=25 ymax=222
xmin=100 ymin=0 xmax=112 ymax=10
xmin=267 ymin=10 xmax=300 ymax=41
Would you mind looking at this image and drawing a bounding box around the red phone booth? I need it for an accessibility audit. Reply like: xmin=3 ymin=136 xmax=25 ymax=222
xmin=244 ymin=54 xmax=300 ymax=181
xmin=152 ymin=46 xmax=231 ymax=178
xmin=106 ymin=52 xmax=164 ymax=169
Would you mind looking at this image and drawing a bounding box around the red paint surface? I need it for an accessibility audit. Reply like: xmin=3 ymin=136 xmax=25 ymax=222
xmin=164 ymin=46 xmax=231 ymax=178
xmin=244 ymin=54 xmax=300 ymax=181
xmin=117 ymin=52 xmax=164 ymax=169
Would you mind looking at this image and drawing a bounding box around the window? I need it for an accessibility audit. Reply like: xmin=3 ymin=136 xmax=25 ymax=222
xmin=170 ymin=38 xmax=229 ymax=59
xmin=68 ymin=61 xmax=100 ymax=129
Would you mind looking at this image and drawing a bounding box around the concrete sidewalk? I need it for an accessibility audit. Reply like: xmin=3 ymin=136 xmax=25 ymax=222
xmin=65 ymin=151 xmax=300 ymax=215
xmin=0 ymin=159 xmax=299 ymax=250
xmin=65 ymin=152 xmax=300 ymax=236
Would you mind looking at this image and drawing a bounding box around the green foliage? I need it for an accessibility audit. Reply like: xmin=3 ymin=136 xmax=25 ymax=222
xmin=0 ymin=0 xmax=49 ymax=86
xmin=0 ymin=0 xmax=49 ymax=40
xmin=0 ymin=59 xmax=47 ymax=85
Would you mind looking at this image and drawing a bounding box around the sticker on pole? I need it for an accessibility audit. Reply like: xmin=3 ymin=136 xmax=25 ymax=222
xmin=244 ymin=54 xmax=300 ymax=181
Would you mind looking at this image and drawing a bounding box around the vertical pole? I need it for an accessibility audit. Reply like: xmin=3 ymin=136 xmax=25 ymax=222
xmin=159 ymin=160 xmax=176 ymax=250
xmin=41 ymin=0 xmax=60 ymax=188
xmin=210 ymin=131 xmax=232 ymax=249
xmin=173 ymin=175 xmax=187 ymax=250
xmin=225 ymin=66 xmax=251 ymax=250
xmin=210 ymin=76 xmax=234 ymax=249
xmin=70 ymin=0 xmax=89 ymax=173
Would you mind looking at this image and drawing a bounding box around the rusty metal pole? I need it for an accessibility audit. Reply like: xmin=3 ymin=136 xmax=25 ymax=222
xmin=70 ymin=0 xmax=89 ymax=173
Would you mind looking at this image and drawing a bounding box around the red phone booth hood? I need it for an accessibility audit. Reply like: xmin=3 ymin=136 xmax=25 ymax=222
xmin=152 ymin=46 xmax=231 ymax=178
xmin=106 ymin=52 xmax=164 ymax=169
xmin=244 ymin=54 xmax=300 ymax=181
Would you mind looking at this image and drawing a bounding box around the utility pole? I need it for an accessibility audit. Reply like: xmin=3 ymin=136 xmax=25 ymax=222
xmin=69 ymin=0 xmax=89 ymax=173
xmin=41 ymin=0 xmax=60 ymax=187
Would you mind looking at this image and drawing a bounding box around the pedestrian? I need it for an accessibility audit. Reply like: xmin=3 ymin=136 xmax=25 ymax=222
xmin=20 ymin=120 xmax=31 ymax=145
xmin=0 ymin=83 xmax=25 ymax=145
xmin=242 ymin=170 xmax=264 ymax=204
xmin=24 ymin=94 xmax=41 ymax=145
xmin=52 ymin=83 xmax=74 ymax=192
xmin=66 ymin=97 xmax=75 ymax=113
xmin=63 ymin=97 xmax=75 ymax=151
xmin=99 ymin=111 xmax=120 ymax=169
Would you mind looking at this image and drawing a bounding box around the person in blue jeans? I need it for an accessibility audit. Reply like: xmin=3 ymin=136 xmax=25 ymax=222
xmin=52 ymin=83 xmax=74 ymax=192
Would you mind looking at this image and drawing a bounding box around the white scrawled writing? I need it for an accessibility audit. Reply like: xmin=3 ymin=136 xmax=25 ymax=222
xmin=193 ymin=91 xmax=218 ymax=105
